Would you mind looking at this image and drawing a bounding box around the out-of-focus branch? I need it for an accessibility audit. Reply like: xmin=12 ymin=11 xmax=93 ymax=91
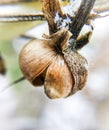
xmin=89 ymin=12 xmax=109 ymax=21
xmin=0 ymin=76 xmax=25 ymax=93
xmin=0 ymin=0 xmax=37 ymax=4
xmin=0 ymin=13 xmax=45 ymax=22
xmin=94 ymin=0 xmax=109 ymax=13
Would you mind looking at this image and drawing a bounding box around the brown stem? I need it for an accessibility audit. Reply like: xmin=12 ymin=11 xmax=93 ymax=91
xmin=42 ymin=0 xmax=64 ymax=34
xmin=70 ymin=0 xmax=96 ymax=39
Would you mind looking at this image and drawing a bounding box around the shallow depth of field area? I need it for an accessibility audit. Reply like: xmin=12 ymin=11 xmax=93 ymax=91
xmin=0 ymin=1 xmax=109 ymax=130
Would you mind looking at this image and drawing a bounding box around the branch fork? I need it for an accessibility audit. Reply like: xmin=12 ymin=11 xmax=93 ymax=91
xmin=42 ymin=0 xmax=96 ymax=40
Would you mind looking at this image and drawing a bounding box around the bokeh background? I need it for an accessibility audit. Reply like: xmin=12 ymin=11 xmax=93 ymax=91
xmin=0 ymin=0 xmax=109 ymax=130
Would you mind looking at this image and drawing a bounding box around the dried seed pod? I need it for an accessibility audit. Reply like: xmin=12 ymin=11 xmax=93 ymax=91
xmin=19 ymin=28 xmax=87 ymax=99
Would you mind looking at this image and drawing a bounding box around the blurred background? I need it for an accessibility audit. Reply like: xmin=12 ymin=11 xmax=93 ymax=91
xmin=0 ymin=0 xmax=109 ymax=130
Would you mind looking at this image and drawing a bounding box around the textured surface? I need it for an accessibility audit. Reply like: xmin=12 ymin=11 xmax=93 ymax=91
xmin=63 ymin=48 xmax=87 ymax=94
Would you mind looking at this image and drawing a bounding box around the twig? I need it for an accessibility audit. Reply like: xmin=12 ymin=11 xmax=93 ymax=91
xmin=89 ymin=12 xmax=109 ymax=20
xmin=70 ymin=0 xmax=96 ymax=39
xmin=0 ymin=13 xmax=45 ymax=22
xmin=93 ymin=0 xmax=109 ymax=13
xmin=1 ymin=76 xmax=25 ymax=93
xmin=8 ymin=76 xmax=25 ymax=86
xmin=0 ymin=0 xmax=37 ymax=4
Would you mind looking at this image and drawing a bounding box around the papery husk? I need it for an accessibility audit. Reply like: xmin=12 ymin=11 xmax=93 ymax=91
xmin=63 ymin=49 xmax=88 ymax=94
xmin=19 ymin=38 xmax=57 ymax=86
xmin=44 ymin=55 xmax=74 ymax=99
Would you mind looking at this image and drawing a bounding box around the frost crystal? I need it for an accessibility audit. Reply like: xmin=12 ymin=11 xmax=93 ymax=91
xmin=54 ymin=0 xmax=82 ymax=30
xmin=54 ymin=12 xmax=72 ymax=30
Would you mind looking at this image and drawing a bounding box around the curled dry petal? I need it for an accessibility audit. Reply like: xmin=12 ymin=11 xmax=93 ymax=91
xmin=44 ymin=55 xmax=74 ymax=99
xmin=19 ymin=38 xmax=57 ymax=86
xmin=63 ymin=49 xmax=88 ymax=94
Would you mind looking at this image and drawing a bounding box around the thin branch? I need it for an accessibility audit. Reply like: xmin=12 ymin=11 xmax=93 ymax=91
xmin=94 ymin=6 xmax=109 ymax=13
xmin=0 ymin=0 xmax=37 ymax=4
xmin=89 ymin=12 xmax=109 ymax=21
xmin=8 ymin=76 xmax=25 ymax=86
xmin=94 ymin=0 xmax=109 ymax=13
xmin=0 ymin=13 xmax=45 ymax=22
xmin=70 ymin=0 xmax=96 ymax=39
xmin=0 ymin=76 xmax=25 ymax=93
